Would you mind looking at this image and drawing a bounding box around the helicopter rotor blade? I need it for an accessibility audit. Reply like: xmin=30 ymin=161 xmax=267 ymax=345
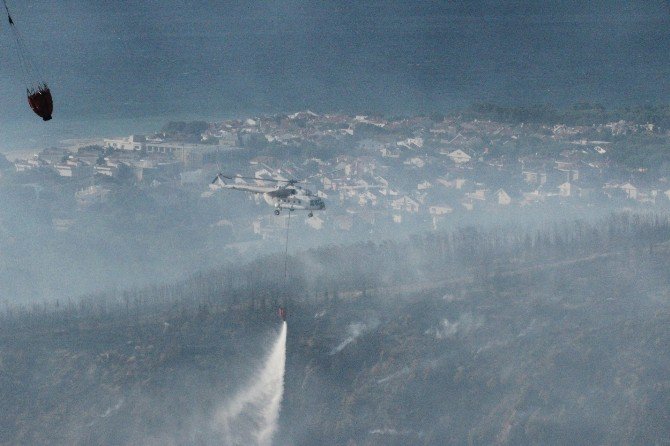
xmin=216 ymin=174 xmax=292 ymax=183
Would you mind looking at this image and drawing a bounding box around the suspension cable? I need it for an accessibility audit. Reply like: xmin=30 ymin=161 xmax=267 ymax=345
xmin=283 ymin=210 xmax=291 ymax=279
xmin=2 ymin=0 xmax=42 ymax=89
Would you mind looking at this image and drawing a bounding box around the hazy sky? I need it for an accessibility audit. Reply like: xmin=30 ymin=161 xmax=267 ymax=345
xmin=0 ymin=0 xmax=668 ymax=149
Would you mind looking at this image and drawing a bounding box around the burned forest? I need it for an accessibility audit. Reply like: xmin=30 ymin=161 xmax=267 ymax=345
xmin=0 ymin=213 xmax=669 ymax=445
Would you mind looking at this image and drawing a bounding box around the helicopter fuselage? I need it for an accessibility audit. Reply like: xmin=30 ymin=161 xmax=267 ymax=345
xmin=210 ymin=175 xmax=325 ymax=215
xmin=264 ymin=192 xmax=325 ymax=211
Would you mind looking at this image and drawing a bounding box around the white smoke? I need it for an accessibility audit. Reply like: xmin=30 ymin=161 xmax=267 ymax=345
xmin=100 ymin=398 xmax=124 ymax=418
xmin=213 ymin=322 xmax=287 ymax=446
xmin=329 ymin=319 xmax=379 ymax=355
xmin=377 ymin=366 xmax=411 ymax=384
xmin=426 ymin=313 xmax=483 ymax=340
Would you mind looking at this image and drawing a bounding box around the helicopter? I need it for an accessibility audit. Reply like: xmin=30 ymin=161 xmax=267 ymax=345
xmin=209 ymin=172 xmax=327 ymax=217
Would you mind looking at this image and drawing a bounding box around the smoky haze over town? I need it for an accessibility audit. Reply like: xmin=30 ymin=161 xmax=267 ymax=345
xmin=1 ymin=1 xmax=670 ymax=445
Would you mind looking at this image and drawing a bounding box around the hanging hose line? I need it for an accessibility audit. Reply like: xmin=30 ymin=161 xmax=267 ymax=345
xmin=283 ymin=210 xmax=291 ymax=280
xmin=2 ymin=0 xmax=53 ymax=121
xmin=2 ymin=0 xmax=40 ymax=88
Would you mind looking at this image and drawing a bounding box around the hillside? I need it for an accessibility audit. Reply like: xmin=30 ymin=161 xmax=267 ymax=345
xmin=1 ymin=214 xmax=669 ymax=445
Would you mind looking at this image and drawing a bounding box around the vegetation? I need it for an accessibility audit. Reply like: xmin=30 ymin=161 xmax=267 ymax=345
xmin=160 ymin=121 xmax=210 ymax=142
xmin=1 ymin=214 xmax=669 ymax=444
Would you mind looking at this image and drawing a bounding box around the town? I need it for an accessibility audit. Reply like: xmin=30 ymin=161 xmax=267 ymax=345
xmin=4 ymin=110 xmax=670 ymax=245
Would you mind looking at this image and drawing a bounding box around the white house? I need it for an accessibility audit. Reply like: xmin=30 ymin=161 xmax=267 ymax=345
xmin=54 ymin=159 xmax=92 ymax=178
xmin=321 ymin=176 xmax=335 ymax=190
xmin=379 ymin=188 xmax=399 ymax=196
xmin=404 ymin=157 xmax=425 ymax=168
xmin=375 ymin=176 xmax=390 ymax=187
xmin=461 ymin=200 xmax=474 ymax=211
xmin=522 ymin=171 xmax=547 ymax=185
xmin=254 ymin=168 xmax=274 ymax=179
xmin=436 ymin=177 xmax=467 ymax=189
xmin=15 ymin=158 xmax=40 ymax=172
xmin=52 ymin=218 xmax=75 ymax=232
xmin=380 ymin=147 xmax=401 ymax=158
xmin=558 ymin=182 xmax=572 ymax=197
xmin=521 ymin=190 xmax=545 ymax=205
xmin=417 ymin=180 xmax=432 ymax=190
xmin=620 ymin=182 xmax=638 ymax=200
xmin=391 ymin=196 xmax=420 ymax=213
xmin=75 ymin=185 xmax=110 ymax=207
xmin=447 ymin=149 xmax=472 ymax=164
xmin=252 ymin=217 xmax=282 ymax=239
xmin=495 ymin=189 xmax=512 ymax=205
xmin=429 ymin=205 xmax=453 ymax=216
xmin=467 ymin=189 xmax=487 ymax=201
xmin=429 ymin=205 xmax=453 ymax=230
xmin=358 ymin=191 xmax=378 ymax=206
xmin=94 ymin=165 xmax=116 ymax=177
xmin=397 ymin=137 xmax=424 ymax=150
xmin=637 ymin=191 xmax=656 ymax=204
xmin=104 ymin=135 xmax=146 ymax=151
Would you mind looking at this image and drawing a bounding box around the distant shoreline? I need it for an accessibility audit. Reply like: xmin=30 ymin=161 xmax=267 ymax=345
xmin=3 ymin=102 xmax=670 ymax=160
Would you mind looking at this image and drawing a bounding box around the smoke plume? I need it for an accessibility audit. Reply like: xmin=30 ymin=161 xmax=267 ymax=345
xmin=330 ymin=319 xmax=380 ymax=355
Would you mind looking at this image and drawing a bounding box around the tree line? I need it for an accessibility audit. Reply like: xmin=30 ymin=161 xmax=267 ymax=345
xmin=2 ymin=212 xmax=669 ymax=331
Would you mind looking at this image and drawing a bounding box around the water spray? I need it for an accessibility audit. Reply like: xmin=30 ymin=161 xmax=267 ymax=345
xmin=214 ymin=322 xmax=287 ymax=446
